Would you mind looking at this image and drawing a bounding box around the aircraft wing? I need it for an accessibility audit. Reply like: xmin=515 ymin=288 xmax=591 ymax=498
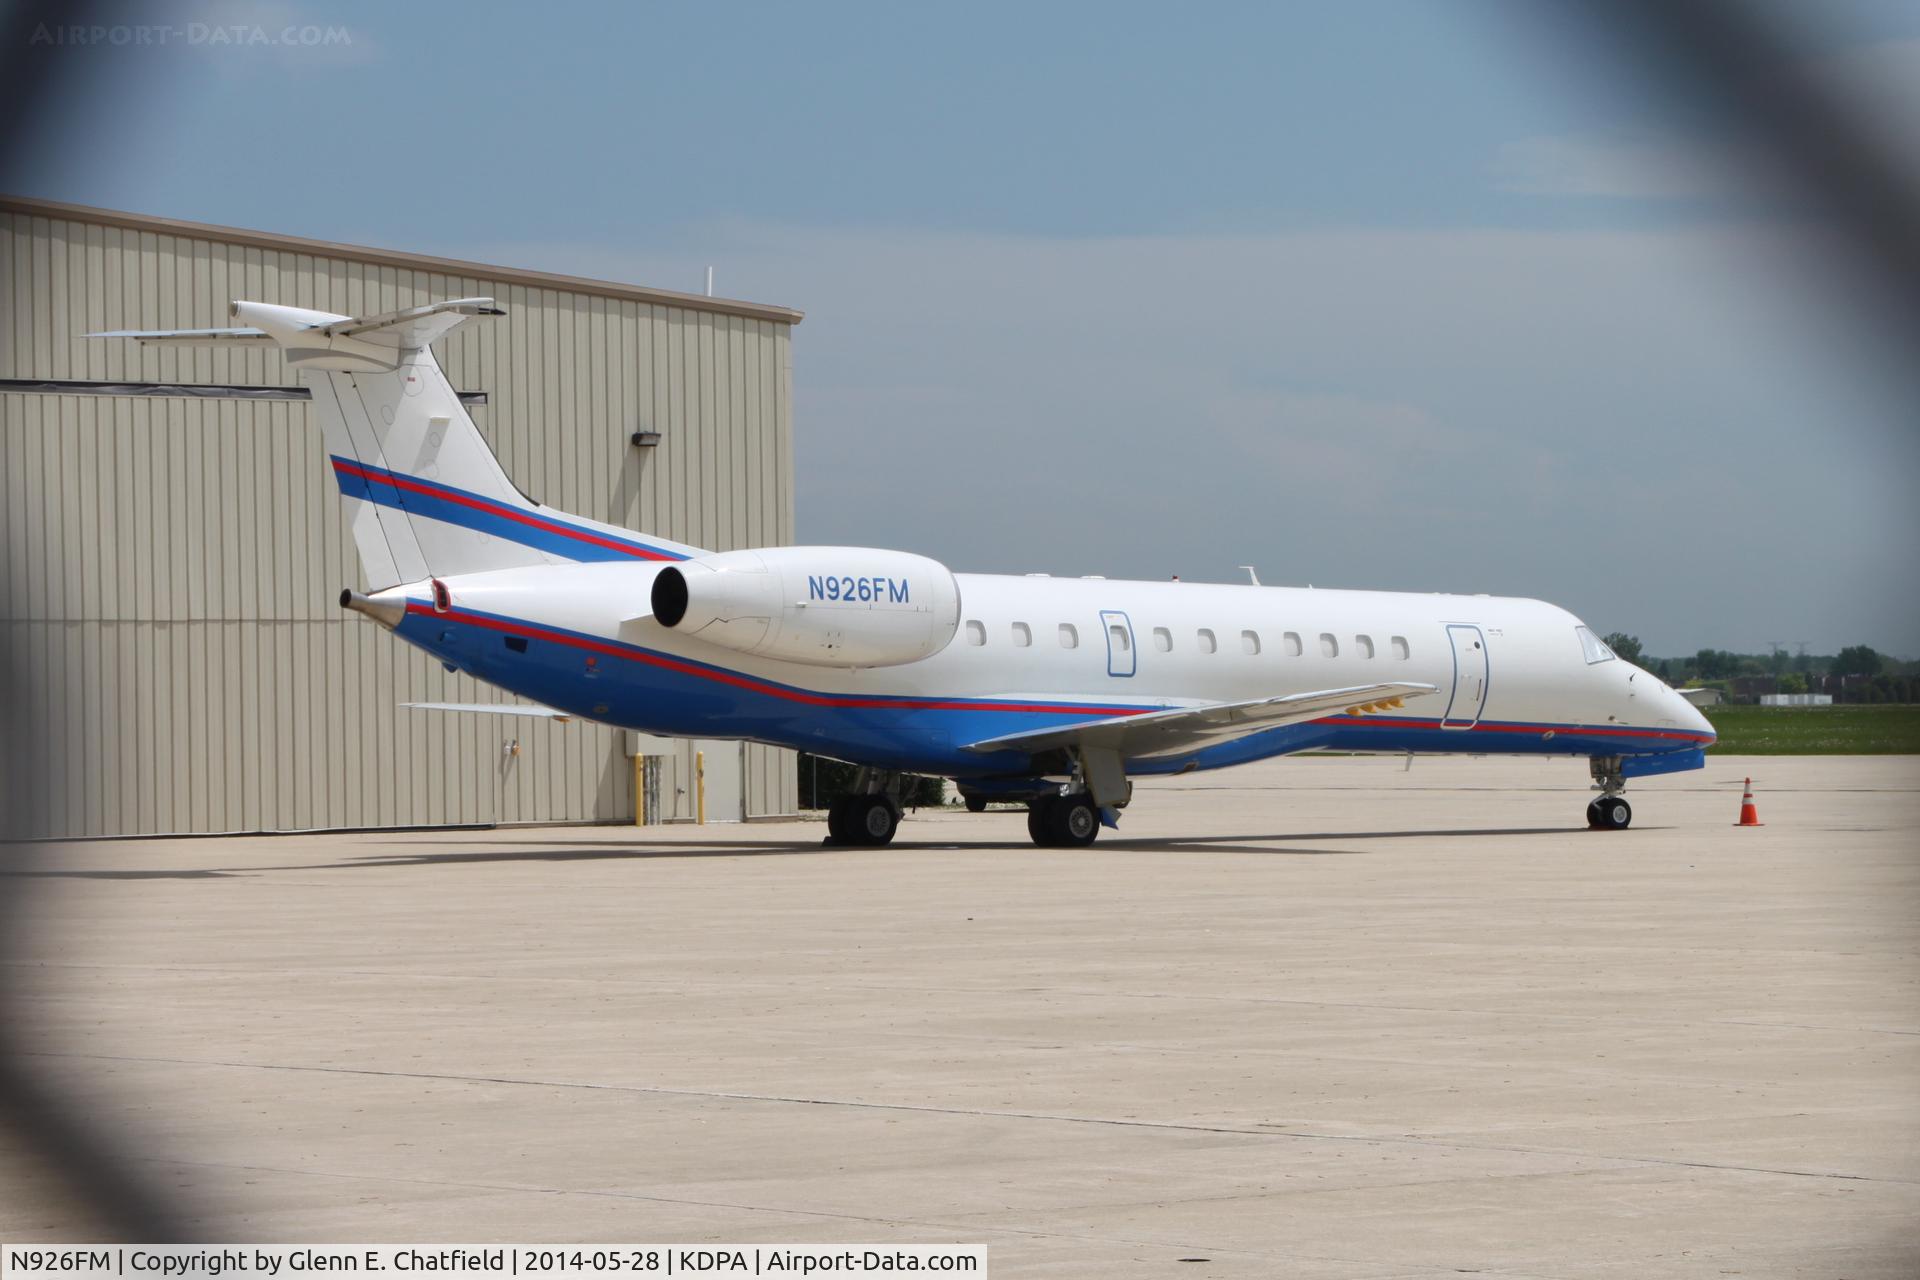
xmin=403 ymin=701 xmax=574 ymax=722
xmin=960 ymin=681 xmax=1438 ymax=761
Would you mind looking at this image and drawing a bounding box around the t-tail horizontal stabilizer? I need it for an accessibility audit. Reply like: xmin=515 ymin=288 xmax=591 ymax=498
xmin=88 ymin=297 xmax=503 ymax=369
xmin=90 ymin=297 xmax=700 ymax=586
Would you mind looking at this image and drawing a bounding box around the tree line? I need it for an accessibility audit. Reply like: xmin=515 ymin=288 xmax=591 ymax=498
xmin=1601 ymin=634 xmax=1915 ymax=703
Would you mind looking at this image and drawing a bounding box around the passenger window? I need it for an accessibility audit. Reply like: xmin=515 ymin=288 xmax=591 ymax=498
xmin=1320 ymin=632 xmax=1339 ymax=658
xmin=1283 ymin=631 xmax=1303 ymax=657
xmin=1012 ymin=622 xmax=1032 ymax=647
xmin=1241 ymin=630 xmax=1261 ymax=655
xmin=1391 ymin=635 xmax=1410 ymax=660
xmin=1109 ymin=624 xmax=1130 ymax=652
xmin=1152 ymin=626 xmax=1172 ymax=652
xmin=1059 ymin=623 xmax=1078 ymax=649
xmin=964 ymin=620 xmax=986 ymax=646
xmin=1197 ymin=628 xmax=1217 ymax=654
xmin=1356 ymin=635 xmax=1375 ymax=659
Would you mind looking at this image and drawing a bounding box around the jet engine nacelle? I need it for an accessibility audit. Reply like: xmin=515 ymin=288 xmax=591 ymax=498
xmin=650 ymin=546 xmax=962 ymax=668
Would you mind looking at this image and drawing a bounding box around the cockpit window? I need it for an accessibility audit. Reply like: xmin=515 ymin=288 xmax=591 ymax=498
xmin=1575 ymin=625 xmax=1614 ymax=665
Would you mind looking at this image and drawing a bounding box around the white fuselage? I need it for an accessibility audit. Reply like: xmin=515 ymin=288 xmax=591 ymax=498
xmin=96 ymin=296 xmax=1713 ymax=824
xmin=389 ymin=562 xmax=1714 ymax=780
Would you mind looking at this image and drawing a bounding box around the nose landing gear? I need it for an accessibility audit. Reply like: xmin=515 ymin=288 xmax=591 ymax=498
xmin=1586 ymin=795 xmax=1632 ymax=830
xmin=1587 ymin=756 xmax=1632 ymax=830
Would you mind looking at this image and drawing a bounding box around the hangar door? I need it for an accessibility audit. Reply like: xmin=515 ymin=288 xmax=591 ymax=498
xmin=693 ymin=740 xmax=744 ymax=822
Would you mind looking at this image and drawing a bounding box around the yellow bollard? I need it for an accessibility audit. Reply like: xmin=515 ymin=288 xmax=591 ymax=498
xmin=696 ymin=750 xmax=706 ymax=825
xmin=632 ymin=753 xmax=646 ymax=827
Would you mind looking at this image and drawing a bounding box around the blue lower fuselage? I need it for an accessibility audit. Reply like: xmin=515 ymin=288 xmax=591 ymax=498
xmin=401 ymin=605 xmax=1712 ymax=781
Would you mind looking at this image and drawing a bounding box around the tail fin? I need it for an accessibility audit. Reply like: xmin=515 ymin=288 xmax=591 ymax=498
xmin=92 ymin=299 xmax=699 ymax=585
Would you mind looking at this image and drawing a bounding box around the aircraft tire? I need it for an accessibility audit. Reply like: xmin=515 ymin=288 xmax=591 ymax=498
xmin=1047 ymin=795 xmax=1100 ymax=848
xmin=826 ymin=796 xmax=855 ymax=844
xmin=854 ymin=795 xmax=899 ymax=846
xmin=1592 ymin=797 xmax=1632 ymax=831
xmin=965 ymin=794 xmax=988 ymax=813
xmin=1027 ymin=800 xmax=1057 ymax=847
xmin=1585 ymin=799 xmax=1603 ymax=829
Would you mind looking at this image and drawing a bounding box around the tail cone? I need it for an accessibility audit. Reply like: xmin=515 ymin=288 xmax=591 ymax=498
xmin=340 ymin=586 xmax=407 ymax=630
xmin=1734 ymin=777 xmax=1764 ymax=827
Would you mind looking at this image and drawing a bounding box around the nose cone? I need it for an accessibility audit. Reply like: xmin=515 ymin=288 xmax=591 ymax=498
xmin=1681 ymin=694 xmax=1712 ymax=744
xmin=1670 ymin=687 xmax=1717 ymax=744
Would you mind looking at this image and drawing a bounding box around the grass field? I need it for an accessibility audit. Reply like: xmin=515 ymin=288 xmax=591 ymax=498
xmin=1702 ymin=703 xmax=1920 ymax=754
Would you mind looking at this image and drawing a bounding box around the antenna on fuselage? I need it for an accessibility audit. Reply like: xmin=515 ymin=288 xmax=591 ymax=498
xmin=1238 ymin=565 xmax=1261 ymax=586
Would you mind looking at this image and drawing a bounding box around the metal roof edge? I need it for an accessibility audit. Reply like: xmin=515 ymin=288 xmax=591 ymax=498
xmin=0 ymin=194 xmax=804 ymax=325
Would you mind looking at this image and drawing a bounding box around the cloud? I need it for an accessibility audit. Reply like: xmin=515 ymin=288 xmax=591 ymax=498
xmin=1493 ymin=136 xmax=1773 ymax=202
xmin=453 ymin=222 xmax=1920 ymax=654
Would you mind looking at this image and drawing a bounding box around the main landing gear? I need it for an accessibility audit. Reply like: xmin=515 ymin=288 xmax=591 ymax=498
xmin=827 ymin=793 xmax=900 ymax=846
xmin=1027 ymin=792 xmax=1101 ymax=848
xmin=824 ymin=767 xmax=904 ymax=847
xmin=1587 ymin=756 xmax=1632 ymax=830
xmin=1020 ymin=744 xmax=1129 ymax=849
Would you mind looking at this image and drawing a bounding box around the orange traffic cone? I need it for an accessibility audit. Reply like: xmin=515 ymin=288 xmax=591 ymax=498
xmin=1734 ymin=777 xmax=1764 ymax=827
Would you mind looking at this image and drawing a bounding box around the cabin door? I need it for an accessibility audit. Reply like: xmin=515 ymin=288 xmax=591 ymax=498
xmin=1442 ymin=624 xmax=1488 ymax=729
xmin=1100 ymin=610 xmax=1136 ymax=678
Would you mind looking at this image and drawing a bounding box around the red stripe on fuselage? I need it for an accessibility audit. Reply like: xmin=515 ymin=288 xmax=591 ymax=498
xmin=407 ymin=604 xmax=1714 ymax=743
xmin=1313 ymin=713 xmax=1713 ymax=745
xmin=410 ymin=603 xmax=1157 ymax=716
xmin=332 ymin=459 xmax=676 ymax=560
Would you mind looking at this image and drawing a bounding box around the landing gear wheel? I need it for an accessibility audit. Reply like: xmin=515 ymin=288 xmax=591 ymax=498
xmin=1591 ymin=796 xmax=1632 ymax=831
xmin=965 ymin=795 xmax=988 ymax=813
xmin=852 ymin=794 xmax=899 ymax=846
xmin=1047 ymin=794 xmax=1100 ymax=848
xmin=826 ymin=796 xmax=856 ymax=844
xmin=1027 ymin=799 xmax=1057 ymax=847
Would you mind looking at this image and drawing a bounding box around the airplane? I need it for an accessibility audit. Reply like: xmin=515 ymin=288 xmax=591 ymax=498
xmin=94 ymin=298 xmax=1717 ymax=847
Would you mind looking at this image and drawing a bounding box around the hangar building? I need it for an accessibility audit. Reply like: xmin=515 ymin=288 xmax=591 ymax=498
xmin=1 ymin=196 xmax=802 ymax=839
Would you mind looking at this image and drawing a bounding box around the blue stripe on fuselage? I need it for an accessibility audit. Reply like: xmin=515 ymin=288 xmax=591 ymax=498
xmin=399 ymin=602 xmax=1160 ymax=774
xmin=397 ymin=603 xmax=1712 ymax=777
xmin=330 ymin=456 xmax=689 ymax=562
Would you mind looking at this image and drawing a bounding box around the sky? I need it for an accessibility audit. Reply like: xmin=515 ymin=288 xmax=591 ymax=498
xmin=12 ymin=0 xmax=1920 ymax=656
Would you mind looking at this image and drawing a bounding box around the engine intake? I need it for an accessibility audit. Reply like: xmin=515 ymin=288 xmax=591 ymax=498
xmin=649 ymin=547 xmax=961 ymax=668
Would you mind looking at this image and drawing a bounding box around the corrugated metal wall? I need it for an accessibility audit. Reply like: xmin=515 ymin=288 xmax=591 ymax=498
xmin=0 ymin=203 xmax=799 ymax=838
